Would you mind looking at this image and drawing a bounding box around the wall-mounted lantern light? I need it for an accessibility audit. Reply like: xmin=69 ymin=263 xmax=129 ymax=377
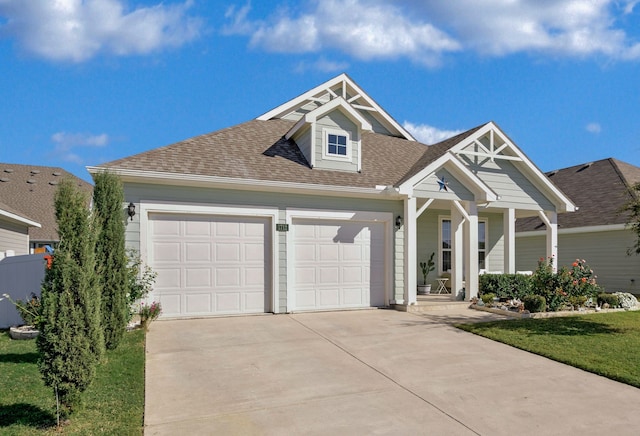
xmin=127 ymin=202 xmax=136 ymax=221
xmin=395 ymin=215 xmax=403 ymax=229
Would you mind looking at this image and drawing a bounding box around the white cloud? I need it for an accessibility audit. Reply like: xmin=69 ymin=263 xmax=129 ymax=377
xmin=51 ymin=132 xmax=109 ymax=163
xmin=0 ymin=0 xmax=202 ymax=62
xmin=586 ymin=122 xmax=602 ymax=134
xmin=224 ymin=0 xmax=640 ymax=64
xmin=403 ymin=122 xmax=462 ymax=144
xmin=294 ymin=57 xmax=349 ymax=73
xmin=224 ymin=0 xmax=461 ymax=67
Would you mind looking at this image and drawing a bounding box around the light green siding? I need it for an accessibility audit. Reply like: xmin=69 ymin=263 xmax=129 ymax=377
xmin=361 ymin=111 xmax=393 ymax=136
xmin=291 ymin=125 xmax=312 ymax=166
xmin=314 ymin=110 xmax=360 ymax=172
xmin=0 ymin=218 xmax=29 ymax=256
xmin=485 ymin=213 xmax=504 ymax=272
xmin=516 ymin=229 xmax=640 ymax=293
xmin=414 ymin=169 xmax=474 ymax=201
xmin=123 ymin=182 xmax=404 ymax=313
xmin=460 ymin=149 xmax=555 ymax=210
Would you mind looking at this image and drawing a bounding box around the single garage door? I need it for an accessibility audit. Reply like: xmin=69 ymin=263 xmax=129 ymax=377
xmin=149 ymin=213 xmax=270 ymax=318
xmin=293 ymin=219 xmax=385 ymax=311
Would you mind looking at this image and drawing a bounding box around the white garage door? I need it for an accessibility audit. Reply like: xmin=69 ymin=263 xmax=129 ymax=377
xmin=149 ymin=213 xmax=270 ymax=318
xmin=293 ymin=219 xmax=386 ymax=311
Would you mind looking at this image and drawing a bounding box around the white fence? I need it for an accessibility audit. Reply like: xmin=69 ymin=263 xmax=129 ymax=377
xmin=0 ymin=253 xmax=47 ymax=329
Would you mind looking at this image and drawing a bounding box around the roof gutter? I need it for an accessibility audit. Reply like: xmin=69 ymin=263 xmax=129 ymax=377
xmin=0 ymin=209 xmax=41 ymax=228
xmin=86 ymin=167 xmax=406 ymax=200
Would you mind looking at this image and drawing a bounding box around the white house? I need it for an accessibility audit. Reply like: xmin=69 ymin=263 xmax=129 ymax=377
xmin=89 ymin=74 xmax=575 ymax=319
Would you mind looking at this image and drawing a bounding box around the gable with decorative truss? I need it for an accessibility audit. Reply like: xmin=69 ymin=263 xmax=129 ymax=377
xmin=449 ymin=122 xmax=574 ymax=212
xmin=257 ymin=73 xmax=414 ymax=140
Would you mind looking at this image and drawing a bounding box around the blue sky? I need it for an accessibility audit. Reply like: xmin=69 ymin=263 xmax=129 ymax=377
xmin=1 ymin=0 xmax=640 ymax=182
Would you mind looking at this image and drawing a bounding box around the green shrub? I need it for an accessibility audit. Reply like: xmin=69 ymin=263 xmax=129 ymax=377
xmin=598 ymin=293 xmax=620 ymax=308
xmin=523 ymin=294 xmax=546 ymax=313
xmin=479 ymin=274 xmax=533 ymax=300
xmin=481 ymin=293 xmax=496 ymax=306
xmin=568 ymin=295 xmax=588 ymax=309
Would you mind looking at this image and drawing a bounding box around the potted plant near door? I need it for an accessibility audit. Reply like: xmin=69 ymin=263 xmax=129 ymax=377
xmin=418 ymin=253 xmax=435 ymax=295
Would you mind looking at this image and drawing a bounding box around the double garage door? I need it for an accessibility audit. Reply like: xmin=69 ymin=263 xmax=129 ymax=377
xmin=149 ymin=213 xmax=386 ymax=318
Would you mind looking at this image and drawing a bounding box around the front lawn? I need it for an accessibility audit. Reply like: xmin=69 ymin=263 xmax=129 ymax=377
xmin=456 ymin=311 xmax=640 ymax=388
xmin=0 ymin=329 xmax=145 ymax=435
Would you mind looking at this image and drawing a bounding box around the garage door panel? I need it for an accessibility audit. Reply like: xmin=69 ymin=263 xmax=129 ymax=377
xmin=244 ymin=243 xmax=265 ymax=261
xmin=158 ymin=294 xmax=181 ymax=316
xmin=149 ymin=213 xmax=270 ymax=318
xmin=293 ymin=219 xmax=386 ymax=311
xmin=215 ymin=243 xmax=241 ymax=262
xmin=185 ymin=293 xmax=211 ymax=313
xmin=184 ymin=220 xmax=211 ymax=236
xmin=295 ymin=243 xmax=316 ymax=261
xmin=319 ymin=267 xmax=339 ymax=284
xmin=215 ymin=222 xmax=241 ymax=237
xmin=153 ymin=242 xmax=181 ymax=261
xmin=215 ymin=268 xmax=241 ymax=287
xmin=185 ymin=268 xmax=211 ymax=287
xmin=319 ymin=244 xmax=339 ymax=261
xmin=244 ymin=267 xmax=265 ymax=285
xmin=185 ymin=243 xmax=211 ymax=261
xmin=155 ymin=268 xmax=181 ymax=288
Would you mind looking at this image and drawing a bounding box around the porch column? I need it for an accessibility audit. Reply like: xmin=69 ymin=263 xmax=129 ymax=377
xmin=464 ymin=202 xmax=479 ymax=301
xmin=545 ymin=211 xmax=558 ymax=272
xmin=404 ymin=196 xmax=417 ymax=305
xmin=451 ymin=205 xmax=464 ymax=300
xmin=503 ymin=208 xmax=516 ymax=274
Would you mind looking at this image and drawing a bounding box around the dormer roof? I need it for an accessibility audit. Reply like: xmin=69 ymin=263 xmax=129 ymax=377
xmin=258 ymin=73 xmax=414 ymax=141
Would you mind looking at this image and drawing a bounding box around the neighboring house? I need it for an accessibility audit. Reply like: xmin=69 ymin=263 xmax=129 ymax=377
xmin=0 ymin=163 xmax=93 ymax=252
xmin=516 ymin=158 xmax=640 ymax=293
xmin=89 ymin=73 xmax=575 ymax=319
xmin=0 ymin=200 xmax=41 ymax=256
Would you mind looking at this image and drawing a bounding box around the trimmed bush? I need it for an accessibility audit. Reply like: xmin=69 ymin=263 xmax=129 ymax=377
xmin=523 ymin=294 xmax=546 ymax=313
xmin=479 ymin=273 xmax=533 ymax=300
xmin=481 ymin=293 xmax=496 ymax=306
xmin=597 ymin=293 xmax=620 ymax=308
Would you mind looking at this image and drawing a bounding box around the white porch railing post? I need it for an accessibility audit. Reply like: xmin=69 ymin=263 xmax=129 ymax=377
xmin=404 ymin=196 xmax=417 ymax=305
xmin=504 ymin=208 xmax=516 ymax=274
xmin=465 ymin=202 xmax=479 ymax=301
xmin=451 ymin=205 xmax=464 ymax=301
xmin=546 ymin=211 xmax=558 ymax=273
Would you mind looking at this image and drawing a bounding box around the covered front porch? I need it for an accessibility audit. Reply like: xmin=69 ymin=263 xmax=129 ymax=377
xmin=393 ymin=123 xmax=575 ymax=308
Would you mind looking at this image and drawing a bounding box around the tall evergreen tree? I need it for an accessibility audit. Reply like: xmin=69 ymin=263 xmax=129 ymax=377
xmin=93 ymin=171 xmax=128 ymax=350
xmin=624 ymin=182 xmax=640 ymax=255
xmin=37 ymin=178 xmax=104 ymax=415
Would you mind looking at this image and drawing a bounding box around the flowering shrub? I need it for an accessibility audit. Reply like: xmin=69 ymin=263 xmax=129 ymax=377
xmin=139 ymin=301 xmax=162 ymax=330
xmin=531 ymin=257 xmax=601 ymax=311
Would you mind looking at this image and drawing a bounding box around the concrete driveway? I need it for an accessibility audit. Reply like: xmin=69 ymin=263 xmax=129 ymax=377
xmin=145 ymin=309 xmax=640 ymax=435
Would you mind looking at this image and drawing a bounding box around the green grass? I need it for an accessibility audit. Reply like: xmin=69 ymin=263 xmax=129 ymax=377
xmin=0 ymin=329 xmax=145 ymax=435
xmin=456 ymin=311 xmax=640 ymax=388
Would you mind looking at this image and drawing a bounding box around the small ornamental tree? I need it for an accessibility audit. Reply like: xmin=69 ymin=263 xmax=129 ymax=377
xmin=623 ymin=182 xmax=640 ymax=256
xmin=37 ymin=178 xmax=104 ymax=416
xmin=93 ymin=171 xmax=128 ymax=350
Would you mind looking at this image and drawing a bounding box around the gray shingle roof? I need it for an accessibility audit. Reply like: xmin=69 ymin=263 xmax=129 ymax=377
xmin=98 ymin=119 xmax=487 ymax=189
xmin=516 ymin=158 xmax=639 ymax=232
xmin=0 ymin=163 xmax=93 ymax=243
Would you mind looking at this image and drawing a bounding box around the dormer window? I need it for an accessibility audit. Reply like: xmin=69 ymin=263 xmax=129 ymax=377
xmin=328 ymin=133 xmax=347 ymax=156
xmin=323 ymin=128 xmax=352 ymax=161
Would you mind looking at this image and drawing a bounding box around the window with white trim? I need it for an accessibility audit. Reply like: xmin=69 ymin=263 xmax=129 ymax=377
xmin=439 ymin=217 xmax=488 ymax=274
xmin=327 ymin=133 xmax=347 ymax=156
xmin=323 ymin=128 xmax=352 ymax=161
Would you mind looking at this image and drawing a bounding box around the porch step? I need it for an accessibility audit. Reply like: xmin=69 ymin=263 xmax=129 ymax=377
xmin=392 ymin=295 xmax=471 ymax=313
